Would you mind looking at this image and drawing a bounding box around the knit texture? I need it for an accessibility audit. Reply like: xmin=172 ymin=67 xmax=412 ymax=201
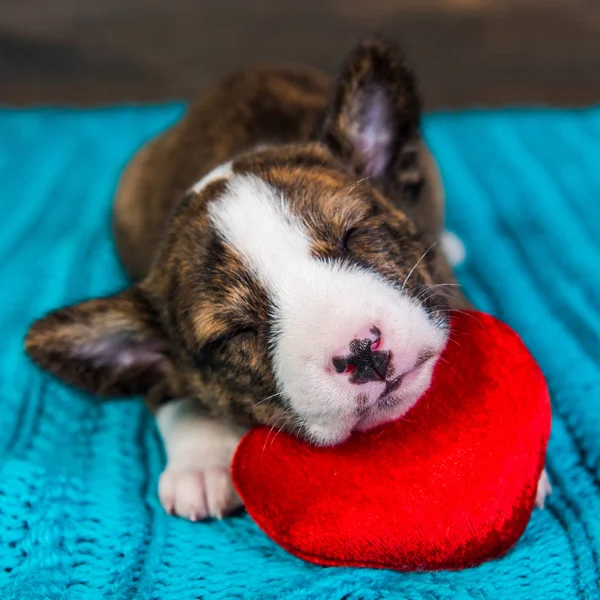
xmin=0 ymin=105 xmax=599 ymax=599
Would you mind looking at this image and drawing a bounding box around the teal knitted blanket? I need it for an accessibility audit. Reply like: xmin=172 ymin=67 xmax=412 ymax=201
xmin=1 ymin=105 xmax=599 ymax=599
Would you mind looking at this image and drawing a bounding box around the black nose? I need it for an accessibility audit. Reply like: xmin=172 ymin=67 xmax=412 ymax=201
xmin=347 ymin=338 xmax=391 ymax=384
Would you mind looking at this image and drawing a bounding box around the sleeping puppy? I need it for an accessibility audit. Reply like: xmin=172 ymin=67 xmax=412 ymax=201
xmin=26 ymin=38 xmax=536 ymax=522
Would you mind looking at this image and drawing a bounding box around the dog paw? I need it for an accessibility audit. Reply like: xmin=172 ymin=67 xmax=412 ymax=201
xmin=535 ymin=468 xmax=552 ymax=509
xmin=158 ymin=465 xmax=242 ymax=521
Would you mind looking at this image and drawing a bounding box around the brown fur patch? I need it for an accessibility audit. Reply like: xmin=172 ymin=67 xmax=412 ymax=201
xmin=113 ymin=65 xmax=331 ymax=280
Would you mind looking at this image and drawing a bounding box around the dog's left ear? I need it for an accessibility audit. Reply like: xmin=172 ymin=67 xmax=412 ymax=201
xmin=25 ymin=286 xmax=173 ymax=397
xmin=320 ymin=37 xmax=422 ymax=181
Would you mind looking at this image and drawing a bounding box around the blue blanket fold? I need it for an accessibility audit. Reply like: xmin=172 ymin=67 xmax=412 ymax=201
xmin=0 ymin=105 xmax=598 ymax=599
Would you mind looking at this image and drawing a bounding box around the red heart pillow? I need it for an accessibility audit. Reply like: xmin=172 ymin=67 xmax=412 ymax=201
xmin=232 ymin=311 xmax=551 ymax=571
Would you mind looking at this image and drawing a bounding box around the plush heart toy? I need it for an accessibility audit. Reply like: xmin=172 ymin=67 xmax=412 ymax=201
xmin=232 ymin=311 xmax=551 ymax=571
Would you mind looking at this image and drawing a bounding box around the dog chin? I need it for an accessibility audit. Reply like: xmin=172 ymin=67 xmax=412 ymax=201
xmin=302 ymin=396 xmax=418 ymax=447
xmin=304 ymin=409 xmax=403 ymax=447
xmin=301 ymin=360 xmax=437 ymax=446
xmin=355 ymin=359 xmax=438 ymax=432
xmin=303 ymin=420 xmax=356 ymax=447
xmin=353 ymin=400 xmax=415 ymax=433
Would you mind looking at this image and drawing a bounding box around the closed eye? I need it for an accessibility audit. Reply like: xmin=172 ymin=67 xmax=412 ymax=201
xmin=200 ymin=326 xmax=258 ymax=354
xmin=338 ymin=211 xmax=378 ymax=255
xmin=228 ymin=327 xmax=258 ymax=343
xmin=340 ymin=226 xmax=359 ymax=254
xmin=402 ymin=178 xmax=424 ymax=202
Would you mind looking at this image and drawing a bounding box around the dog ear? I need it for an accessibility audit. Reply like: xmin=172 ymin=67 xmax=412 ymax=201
xmin=320 ymin=37 xmax=422 ymax=181
xmin=25 ymin=286 xmax=173 ymax=397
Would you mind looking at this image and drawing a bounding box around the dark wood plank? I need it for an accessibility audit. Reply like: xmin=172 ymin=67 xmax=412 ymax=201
xmin=2 ymin=0 xmax=600 ymax=108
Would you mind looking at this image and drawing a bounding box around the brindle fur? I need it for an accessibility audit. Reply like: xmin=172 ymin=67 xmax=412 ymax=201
xmin=25 ymin=38 xmax=469 ymax=435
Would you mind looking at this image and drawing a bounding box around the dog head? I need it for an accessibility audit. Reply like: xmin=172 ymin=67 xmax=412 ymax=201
xmin=26 ymin=39 xmax=452 ymax=446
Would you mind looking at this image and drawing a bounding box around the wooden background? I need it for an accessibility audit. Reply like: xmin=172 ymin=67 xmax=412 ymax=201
xmin=2 ymin=0 xmax=600 ymax=108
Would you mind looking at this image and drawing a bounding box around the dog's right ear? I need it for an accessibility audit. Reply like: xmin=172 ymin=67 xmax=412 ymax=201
xmin=320 ymin=37 xmax=422 ymax=181
xmin=25 ymin=286 xmax=173 ymax=397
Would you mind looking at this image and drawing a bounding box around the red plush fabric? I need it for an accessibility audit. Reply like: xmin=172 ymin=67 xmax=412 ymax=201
xmin=232 ymin=311 xmax=551 ymax=571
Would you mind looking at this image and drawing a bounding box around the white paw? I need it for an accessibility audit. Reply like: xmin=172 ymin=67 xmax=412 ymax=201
xmin=155 ymin=399 xmax=247 ymax=521
xmin=158 ymin=465 xmax=242 ymax=520
xmin=535 ymin=468 xmax=552 ymax=509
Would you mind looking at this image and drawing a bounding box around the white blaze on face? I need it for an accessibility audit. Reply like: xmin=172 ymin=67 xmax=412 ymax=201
xmin=190 ymin=162 xmax=234 ymax=193
xmin=208 ymin=173 xmax=448 ymax=445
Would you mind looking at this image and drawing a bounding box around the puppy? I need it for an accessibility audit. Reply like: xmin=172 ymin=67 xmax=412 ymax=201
xmin=25 ymin=38 xmax=548 ymax=520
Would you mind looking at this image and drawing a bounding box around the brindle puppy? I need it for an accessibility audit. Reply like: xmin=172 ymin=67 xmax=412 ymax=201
xmin=28 ymin=38 xmax=548 ymax=521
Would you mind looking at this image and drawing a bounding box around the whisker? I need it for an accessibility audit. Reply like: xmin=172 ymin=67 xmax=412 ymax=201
xmin=268 ymin=415 xmax=294 ymax=451
xmin=254 ymin=391 xmax=284 ymax=407
xmin=417 ymin=283 xmax=463 ymax=302
xmin=261 ymin=414 xmax=287 ymax=456
xmin=261 ymin=410 xmax=297 ymax=456
xmin=445 ymin=337 xmax=463 ymax=349
xmin=449 ymin=309 xmax=486 ymax=328
xmin=415 ymin=288 xmax=447 ymax=305
xmin=425 ymin=283 xmax=463 ymax=291
xmin=395 ymin=408 xmax=418 ymax=424
xmin=401 ymin=241 xmax=439 ymax=294
xmin=343 ymin=175 xmax=372 ymax=196
xmin=414 ymin=289 xmax=459 ymax=309
xmin=436 ymin=308 xmax=485 ymax=328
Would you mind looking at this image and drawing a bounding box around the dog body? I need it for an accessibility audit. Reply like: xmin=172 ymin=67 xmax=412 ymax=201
xmin=26 ymin=40 xmax=481 ymax=520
